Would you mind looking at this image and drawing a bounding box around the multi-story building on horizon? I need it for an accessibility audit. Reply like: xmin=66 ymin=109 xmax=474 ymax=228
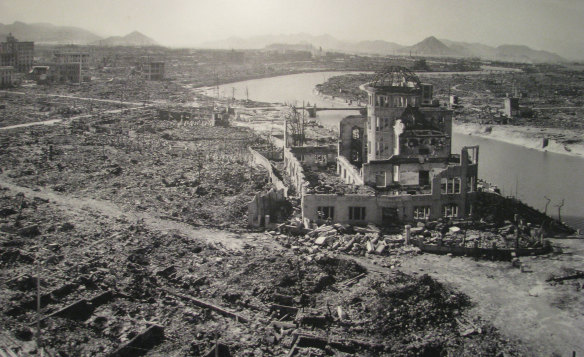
xmin=0 ymin=33 xmax=34 ymax=73
xmin=54 ymin=51 xmax=91 ymax=70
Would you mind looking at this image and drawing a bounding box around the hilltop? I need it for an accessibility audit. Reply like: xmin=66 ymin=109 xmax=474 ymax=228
xmin=400 ymin=36 xmax=459 ymax=57
xmin=91 ymin=31 xmax=159 ymax=47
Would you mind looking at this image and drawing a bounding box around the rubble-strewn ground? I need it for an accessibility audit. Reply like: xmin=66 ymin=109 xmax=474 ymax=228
xmin=0 ymin=188 xmax=526 ymax=356
xmin=0 ymin=91 xmax=123 ymax=128
xmin=0 ymin=111 xmax=270 ymax=230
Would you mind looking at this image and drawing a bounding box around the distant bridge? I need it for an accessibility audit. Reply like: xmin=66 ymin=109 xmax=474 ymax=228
xmin=297 ymin=106 xmax=366 ymax=118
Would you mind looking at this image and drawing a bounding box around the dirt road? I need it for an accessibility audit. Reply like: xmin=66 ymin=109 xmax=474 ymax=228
xmin=0 ymin=105 xmax=153 ymax=131
xmin=0 ymin=174 xmax=272 ymax=252
xmin=398 ymin=243 xmax=584 ymax=356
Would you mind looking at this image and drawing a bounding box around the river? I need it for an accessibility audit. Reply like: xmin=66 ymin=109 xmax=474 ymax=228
xmin=214 ymin=72 xmax=584 ymax=231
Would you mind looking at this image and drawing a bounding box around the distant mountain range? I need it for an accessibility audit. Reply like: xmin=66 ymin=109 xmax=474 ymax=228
xmin=0 ymin=21 xmax=158 ymax=47
xmin=203 ymin=33 xmax=566 ymax=63
xmin=0 ymin=22 xmax=565 ymax=63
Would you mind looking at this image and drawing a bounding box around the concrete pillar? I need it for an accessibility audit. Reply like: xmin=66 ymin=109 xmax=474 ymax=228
xmin=404 ymin=225 xmax=411 ymax=245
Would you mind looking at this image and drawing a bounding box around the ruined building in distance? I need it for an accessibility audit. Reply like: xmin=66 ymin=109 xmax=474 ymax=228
xmin=0 ymin=33 xmax=34 ymax=73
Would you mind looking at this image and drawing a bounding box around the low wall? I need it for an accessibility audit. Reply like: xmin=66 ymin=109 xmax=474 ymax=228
xmin=249 ymin=147 xmax=288 ymax=196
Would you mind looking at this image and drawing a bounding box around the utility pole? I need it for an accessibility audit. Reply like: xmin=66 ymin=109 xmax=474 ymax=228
xmin=301 ymin=100 xmax=305 ymax=147
xmin=35 ymin=237 xmax=42 ymax=353
xmin=544 ymin=196 xmax=551 ymax=215
xmin=555 ymin=199 xmax=565 ymax=222
xmin=215 ymin=72 xmax=219 ymax=100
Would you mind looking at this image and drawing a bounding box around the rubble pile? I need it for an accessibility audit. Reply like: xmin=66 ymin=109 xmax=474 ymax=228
xmin=303 ymin=165 xmax=376 ymax=195
xmin=0 ymin=95 xmax=51 ymax=128
xmin=272 ymin=224 xmax=420 ymax=269
xmin=339 ymin=272 xmax=518 ymax=356
xmin=273 ymin=214 xmax=550 ymax=265
xmin=9 ymin=78 xmax=195 ymax=106
xmin=409 ymin=221 xmax=546 ymax=249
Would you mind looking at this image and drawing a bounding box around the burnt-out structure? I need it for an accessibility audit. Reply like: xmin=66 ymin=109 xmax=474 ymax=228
xmin=157 ymin=106 xmax=232 ymax=127
xmin=0 ymin=33 xmax=34 ymax=73
xmin=301 ymin=67 xmax=479 ymax=226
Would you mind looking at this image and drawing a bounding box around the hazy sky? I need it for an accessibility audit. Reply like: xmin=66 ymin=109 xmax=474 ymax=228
xmin=1 ymin=0 xmax=583 ymax=59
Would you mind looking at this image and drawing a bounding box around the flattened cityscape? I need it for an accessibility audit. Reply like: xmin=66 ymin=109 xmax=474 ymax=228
xmin=1 ymin=16 xmax=583 ymax=357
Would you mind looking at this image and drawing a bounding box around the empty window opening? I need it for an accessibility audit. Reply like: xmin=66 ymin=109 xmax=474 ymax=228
xmin=419 ymin=171 xmax=430 ymax=186
xmin=414 ymin=206 xmax=431 ymax=220
xmin=441 ymin=177 xmax=461 ymax=194
xmin=317 ymin=206 xmax=335 ymax=220
xmin=349 ymin=207 xmax=366 ymax=220
xmin=467 ymin=176 xmax=475 ymax=192
xmin=442 ymin=204 xmax=458 ymax=218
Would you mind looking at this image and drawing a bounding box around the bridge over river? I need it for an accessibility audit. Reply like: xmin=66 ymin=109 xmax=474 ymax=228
xmin=296 ymin=105 xmax=366 ymax=117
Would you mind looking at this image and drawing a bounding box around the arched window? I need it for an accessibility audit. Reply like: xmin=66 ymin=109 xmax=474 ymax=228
xmin=352 ymin=127 xmax=360 ymax=140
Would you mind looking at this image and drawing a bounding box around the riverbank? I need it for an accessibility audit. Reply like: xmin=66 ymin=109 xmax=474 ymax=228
xmin=454 ymin=122 xmax=584 ymax=158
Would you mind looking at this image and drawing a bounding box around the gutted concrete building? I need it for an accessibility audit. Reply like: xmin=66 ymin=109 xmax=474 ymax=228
xmin=139 ymin=59 xmax=165 ymax=81
xmin=301 ymin=67 xmax=479 ymax=226
xmin=54 ymin=52 xmax=91 ymax=70
xmin=53 ymin=63 xmax=82 ymax=83
xmin=157 ymin=106 xmax=232 ymax=127
xmin=0 ymin=33 xmax=34 ymax=73
xmin=504 ymin=97 xmax=519 ymax=117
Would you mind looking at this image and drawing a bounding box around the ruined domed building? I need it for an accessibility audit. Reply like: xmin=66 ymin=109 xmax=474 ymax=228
xmin=301 ymin=67 xmax=479 ymax=226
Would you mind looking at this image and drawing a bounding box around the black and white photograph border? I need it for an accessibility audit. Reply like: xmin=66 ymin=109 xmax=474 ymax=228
xmin=0 ymin=0 xmax=583 ymax=356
